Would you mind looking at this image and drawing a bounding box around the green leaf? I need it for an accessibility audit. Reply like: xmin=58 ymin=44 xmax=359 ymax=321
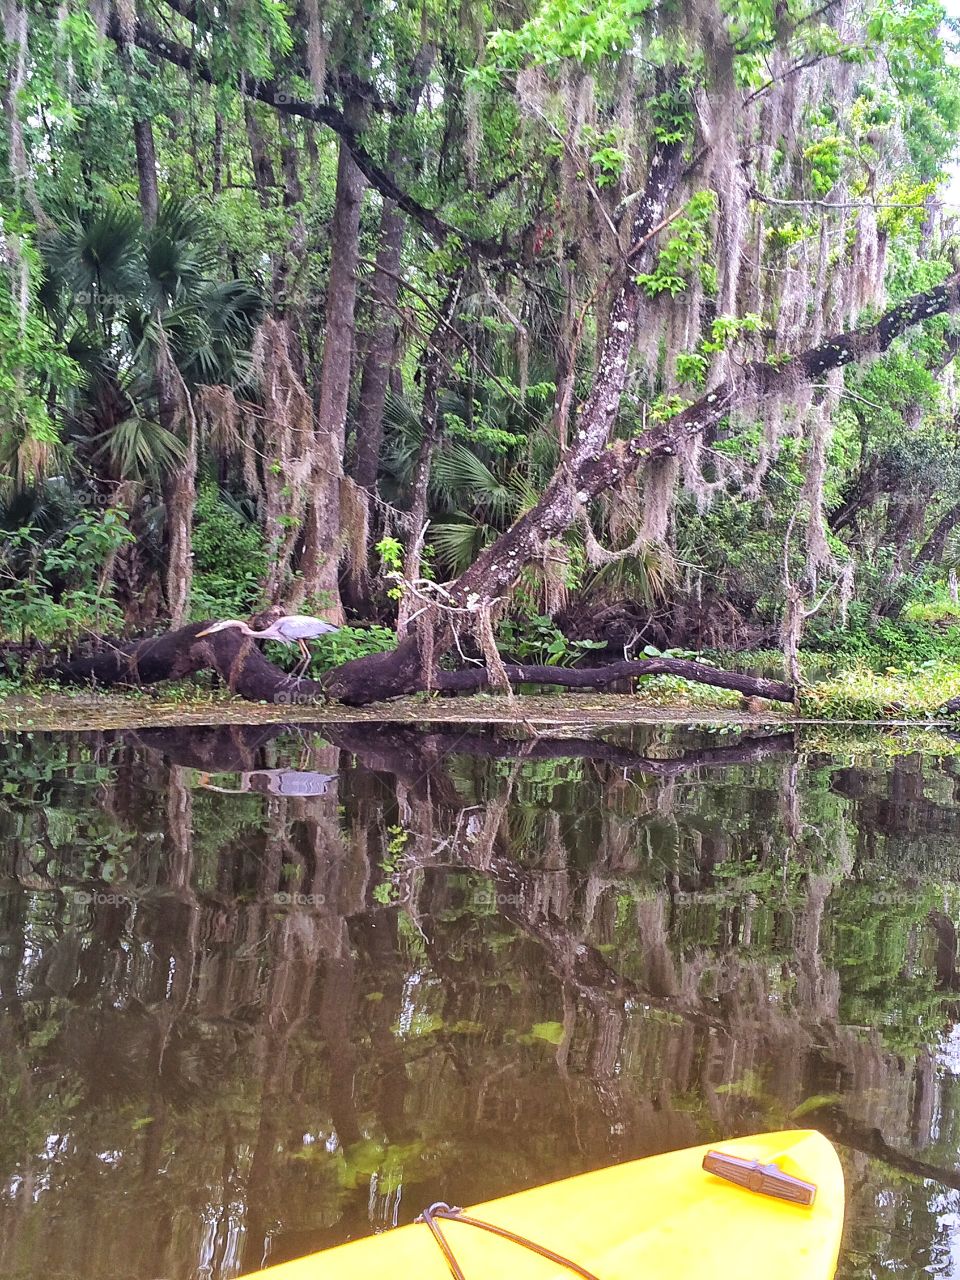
xmin=529 ymin=1020 xmax=565 ymax=1044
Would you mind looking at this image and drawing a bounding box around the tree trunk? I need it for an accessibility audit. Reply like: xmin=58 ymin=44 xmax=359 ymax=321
xmin=396 ymin=278 xmax=462 ymax=630
xmin=212 ymin=110 xmax=224 ymax=195
xmin=244 ymin=101 xmax=277 ymax=210
xmin=349 ymin=44 xmax=435 ymax=495
xmin=272 ymin=122 xmax=308 ymax=305
xmin=257 ymin=318 xmax=319 ymax=603
xmin=133 ymin=118 xmax=159 ymax=225
xmin=914 ymin=499 xmax=960 ymax=568
xmin=350 ymin=200 xmax=403 ymax=494
xmin=160 ymin=407 xmax=197 ymax=627
xmin=40 ymin=621 xmax=795 ymax=705
xmin=296 ymin=101 xmax=367 ymax=622
xmin=133 ymin=111 xmax=196 ymax=627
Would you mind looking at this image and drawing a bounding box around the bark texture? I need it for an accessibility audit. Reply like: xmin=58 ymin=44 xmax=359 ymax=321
xmin=133 ymin=111 xmax=197 ymax=628
xmin=133 ymin=117 xmax=159 ymax=225
xmin=350 ymin=202 xmax=404 ymax=492
xmin=297 ymin=99 xmax=368 ymax=621
xmin=350 ymin=44 xmax=435 ymax=495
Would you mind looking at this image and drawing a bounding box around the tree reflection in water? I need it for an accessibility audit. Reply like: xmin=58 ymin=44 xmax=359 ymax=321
xmin=1 ymin=723 xmax=960 ymax=1278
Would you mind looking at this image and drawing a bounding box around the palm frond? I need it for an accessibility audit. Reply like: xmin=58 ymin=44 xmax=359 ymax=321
xmin=429 ymin=517 xmax=494 ymax=576
xmin=92 ymin=414 xmax=187 ymax=481
xmin=143 ymin=197 xmax=216 ymax=305
xmin=585 ymin=542 xmax=677 ymax=605
xmin=383 ymin=388 xmax=424 ymax=441
xmin=43 ymin=200 xmax=144 ymax=309
xmin=431 ymin=444 xmax=516 ymax=521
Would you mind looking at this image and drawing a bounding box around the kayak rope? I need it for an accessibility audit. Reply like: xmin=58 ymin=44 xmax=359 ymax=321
xmin=416 ymin=1201 xmax=603 ymax=1280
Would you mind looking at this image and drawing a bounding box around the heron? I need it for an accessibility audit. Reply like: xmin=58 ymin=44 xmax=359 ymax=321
xmin=197 ymin=768 xmax=336 ymax=796
xmin=196 ymin=614 xmax=340 ymax=675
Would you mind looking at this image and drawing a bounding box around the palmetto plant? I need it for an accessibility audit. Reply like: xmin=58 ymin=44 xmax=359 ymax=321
xmin=377 ymin=381 xmax=673 ymax=614
xmin=40 ymin=195 xmax=262 ymax=487
xmin=430 ymin=443 xmax=540 ymax=574
xmin=378 ymin=384 xmax=552 ymax=576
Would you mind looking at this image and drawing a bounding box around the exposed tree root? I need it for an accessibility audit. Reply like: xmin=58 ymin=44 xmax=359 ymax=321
xmin=40 ymin=622 xmax=795 ymax=707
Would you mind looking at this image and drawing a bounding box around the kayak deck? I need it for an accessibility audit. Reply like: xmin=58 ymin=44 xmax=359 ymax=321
xmin=245 ymin=1129 xmax=844 ymax=1280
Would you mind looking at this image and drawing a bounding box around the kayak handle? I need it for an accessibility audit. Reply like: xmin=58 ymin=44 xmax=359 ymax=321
xmin=702 ymin=1151 xmax=817 ymax=1206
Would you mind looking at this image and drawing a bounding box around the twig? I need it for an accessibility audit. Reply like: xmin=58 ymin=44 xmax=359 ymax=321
xmin=750 ymin=188 xmax=943 ymax=212
xmin=356 ymin=258 xmax=526 ymax=409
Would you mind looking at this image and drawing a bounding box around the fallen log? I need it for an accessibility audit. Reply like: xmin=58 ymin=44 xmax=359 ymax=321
xmin=39 ymin=620 xmax=796 ymax=707
xmin=45 ymin=621 xmax=329 ymax=703
xmin=432 ymin=656 xmax=793 ymax=702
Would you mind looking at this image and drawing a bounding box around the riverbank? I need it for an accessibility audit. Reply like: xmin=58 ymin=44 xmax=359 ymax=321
xmin=0 ymin=685 xmax=959 ymax=744
xmin=0 ymin=685 xmax=766 ymax=732
xmin=3 ymin=654 xmax=960 ymax=733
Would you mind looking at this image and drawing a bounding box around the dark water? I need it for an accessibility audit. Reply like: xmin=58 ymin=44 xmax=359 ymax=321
xmin=2 ymin=721 xmax=960 ymax=1279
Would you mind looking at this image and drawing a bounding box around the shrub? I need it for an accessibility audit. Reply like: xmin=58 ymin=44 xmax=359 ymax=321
xmin=799 ymin=659 xmax=960 ymax=720
xmin=0 ymin=509 xmax=133 ymax=642
xmin=190 ymin=485 xmax=268 ymax=620
xmin=496 ymin=615 xmax=605 ymax=666
xmin=297 ymin=624 xmax=398 ymax=674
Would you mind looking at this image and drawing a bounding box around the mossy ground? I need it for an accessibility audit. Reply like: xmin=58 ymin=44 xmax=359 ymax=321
xmin=0 ymin=684 xmax=767 ymax=733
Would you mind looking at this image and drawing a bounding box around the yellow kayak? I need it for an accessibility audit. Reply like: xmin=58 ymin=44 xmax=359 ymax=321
xmin=245 ymin=1129 xmax=844 ymax=1279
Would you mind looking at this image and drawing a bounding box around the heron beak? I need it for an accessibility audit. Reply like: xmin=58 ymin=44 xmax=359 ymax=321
xmin=195 ymin=626 xmax=214 ymax=638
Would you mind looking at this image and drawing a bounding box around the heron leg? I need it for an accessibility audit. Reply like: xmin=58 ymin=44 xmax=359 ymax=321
xmin=295 ymin=639 xmax=311 ymax=677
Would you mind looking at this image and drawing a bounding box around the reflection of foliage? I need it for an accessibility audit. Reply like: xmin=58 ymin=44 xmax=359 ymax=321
xmin=829 ymin=884 xmax=948 ymax=1054
xmin=2 ymin=729 xmax=960 ymax=1280
xmin=373 ymin=825 xmax=409 ymax=904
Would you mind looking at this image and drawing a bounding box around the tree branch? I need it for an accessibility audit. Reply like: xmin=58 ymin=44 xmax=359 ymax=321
xmin=113 ymin=12 xmax=507 ymax=259
xmin=433 ymin=657 xmax=793 ymax=703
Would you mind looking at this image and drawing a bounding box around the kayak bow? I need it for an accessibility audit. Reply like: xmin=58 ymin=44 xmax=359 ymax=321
xmin=243 ymin=1129 xmax=844 ymax=1279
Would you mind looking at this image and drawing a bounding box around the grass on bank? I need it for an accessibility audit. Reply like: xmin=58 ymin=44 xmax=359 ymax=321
xmin=798 ymin=659 xmax=960 ymax=720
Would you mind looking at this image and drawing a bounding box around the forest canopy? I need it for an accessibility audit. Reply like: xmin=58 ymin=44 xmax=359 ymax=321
xmin=4 ymin=0 xmax=960 ymax=701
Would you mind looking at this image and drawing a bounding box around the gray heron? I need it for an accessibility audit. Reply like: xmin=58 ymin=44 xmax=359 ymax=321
xmin=196 ymin=614 xmax=340 ymax=675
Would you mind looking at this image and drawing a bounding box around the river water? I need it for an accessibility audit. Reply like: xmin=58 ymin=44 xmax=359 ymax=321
xmin=1 ymin=720 xmax=960 ymax=1279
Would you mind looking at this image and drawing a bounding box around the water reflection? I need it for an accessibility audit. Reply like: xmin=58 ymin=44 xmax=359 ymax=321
xmin=1 ymin=722 xmax=960 ymax=1278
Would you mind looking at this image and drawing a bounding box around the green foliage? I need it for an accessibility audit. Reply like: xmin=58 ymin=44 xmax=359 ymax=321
xmin=0 ymin=209 xmax=79 ymax=480
xmin=650 ymin=83 xmax=694 ymax=144
xmin=635 ymin=191 xmax=716 ymax=298
xmin=812 ymin=616 xmax=960 ymax=666
xmin=479 ymin=0 xmax=654 ymax=75
xmin=803 ymin=135 xmax=850 ymax=196
xmin=190 ymin=484 xmax=268 ymax=620
xmin=299 ymin=625 xmax=398 ymax=674
xmin=0 ymin=508 xmax=133 ymax=642
xmin=582 ymin=126 xmax=628 ymax=187
xmin=799 ymin=659 xmax=960 ymax=720
xmin=496 ymin=614 xmax=605 ymax=666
